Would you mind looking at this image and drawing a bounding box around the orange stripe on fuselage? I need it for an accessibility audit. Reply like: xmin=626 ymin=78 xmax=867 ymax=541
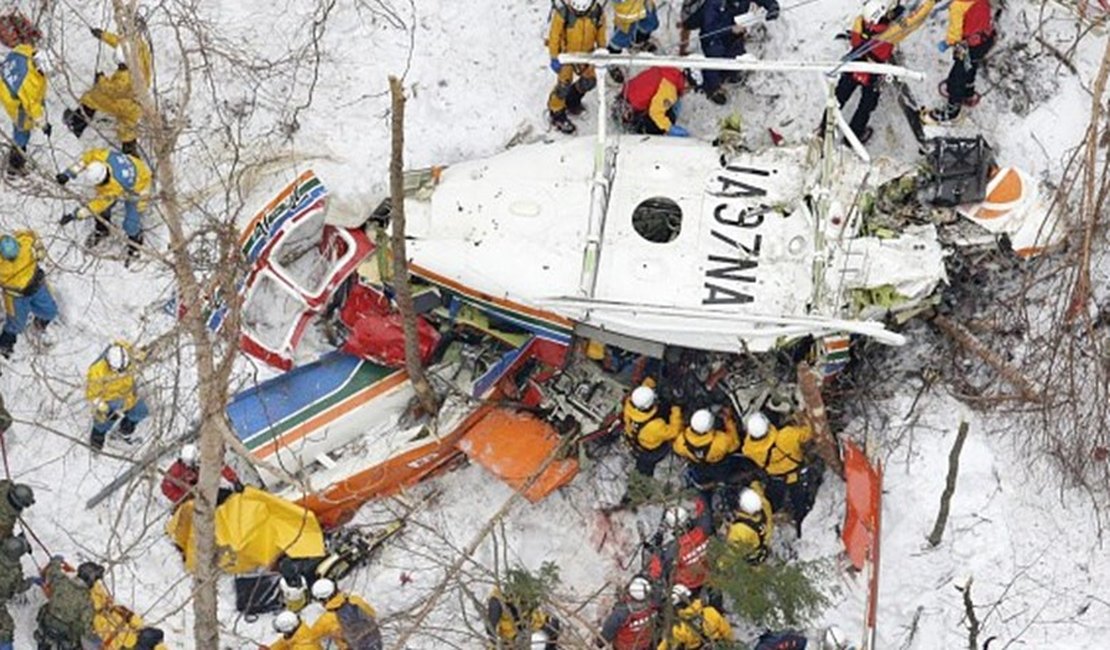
xmin=409 ymin=263 xmax=573 ymax=328
xmin=253 ymin=369 xmax=410 ymax=460
xmin=238 ymin=170 xmax=317 ymax=247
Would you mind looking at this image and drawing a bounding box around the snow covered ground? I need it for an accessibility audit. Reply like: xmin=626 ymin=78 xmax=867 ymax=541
xmin=1 ymin=0 xmax=1107 ymax=648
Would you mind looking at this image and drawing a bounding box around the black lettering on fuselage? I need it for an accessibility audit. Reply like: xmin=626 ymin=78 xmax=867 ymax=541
xmin=702 ymin=167 xmax=773 ymax=305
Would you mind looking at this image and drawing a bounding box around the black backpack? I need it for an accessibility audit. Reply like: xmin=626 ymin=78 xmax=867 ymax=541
xmin=337 ymin=600 xmax=384 ymax=650
xmin=234 ymin=573 xmax=284 ymax=618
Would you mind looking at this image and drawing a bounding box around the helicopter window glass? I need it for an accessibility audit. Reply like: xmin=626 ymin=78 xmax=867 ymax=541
xmin=632 ymin=197 xmax=682 ymax=244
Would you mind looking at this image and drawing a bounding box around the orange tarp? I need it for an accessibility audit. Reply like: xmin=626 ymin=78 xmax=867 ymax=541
xmin=841 ymin=440 xmax=882 ymax=571
xmin=458 ymin=408 xmax=579 ymax=502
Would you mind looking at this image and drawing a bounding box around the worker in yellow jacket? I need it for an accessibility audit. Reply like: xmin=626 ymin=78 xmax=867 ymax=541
xmin=86 ymin=340 xmax=149 ymax=451
xmin=268 ymin=611 xmax=322 ymax=650
xmin=740 ymin=411 xmax=822 ymax=537
xmin=606 ymin=1 xmax=659 ymax=82
xmin=56 ymin=147 xmax=152 ymax=261
xmin=308 ymin=579 xmax=383 ymax=649
xmin=657 ymin=585 xmax=732 ymax=649
xmin=547 ymin=0 xmax=607 ymax=134
xmin=0 ymin=43 xmax=50 ymax=175
xmin=622 ymin=380 xmax=683 ymax=477
xmin=725 ymin=483 xmax=774 ymax=564
xmin=0 ymin=230 xmax=57 ymax=358
xmin=64 ymin=24 xmax=153 ymax=155
xmin=674 ymin=408 xmax=740 ymax=489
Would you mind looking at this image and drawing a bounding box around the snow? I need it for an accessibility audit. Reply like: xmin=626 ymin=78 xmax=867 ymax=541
xmin=0 ymin=0 xmax=1106 ymax=648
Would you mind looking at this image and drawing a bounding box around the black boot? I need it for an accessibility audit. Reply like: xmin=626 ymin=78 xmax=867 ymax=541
xmin=0 ymin=331 xmax=15 ymax=359
xmin=85 ymin=217 xmax=111 ymax=248
xmin=90 ymin=428 xmax=106 ymax=452
xmin=565 ymin=86 xmax=585 ymax=116
xmin=6 ymin=147 xmax=27 ymax=177
xmin=63 ymin=105 xmax=94 ymax=138
xmin=125 ymin=233 xmax=143 ymax=268
xmin=118 ymin=417 xmax=139 ymax=444
xmin=549 ymin=110 xmax=576 ymax=134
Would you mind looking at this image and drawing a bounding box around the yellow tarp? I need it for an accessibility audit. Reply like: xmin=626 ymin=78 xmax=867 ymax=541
xmin=166 ymin=486 xmax=326 ymax=574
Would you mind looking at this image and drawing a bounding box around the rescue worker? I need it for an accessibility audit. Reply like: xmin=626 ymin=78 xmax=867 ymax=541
xmin=606 ymin=1 xmax=659 ymax=82
xmin=673 ymin=409 xmax=740 ymax=489
xmin=621 ymin=382 xmax=683 ymax=477
xmin=0 ymin=534 xmax=32 ymax=650
xmin=834 ymin=0 xmax=903 ymax=144
xmin=277 ymin=557 xmax=312 ymax=614
xmin=486 ymin=583 xmax=561 ymax=649
xmin=0 ymin=231 xmax=57 ymax=358
xmin=160 ymin=443 xmax=245 ymax=508
xmin=740 ymin=411 xmax=821 ymax=536
xmin=0 ymin=480 xmax=34 ymax=539
xmin=267 ymin=610 xmax=322 ymax=650
xmin=656 ymin=584 xmax=732 ymax=649
xmin=646 ymin=497 xmax=714 ymax=595
xmin=596 ymin=576 xmax=658 ymax=650
xmin=928 ymin=0 xmax=995 ymax=122
xmin=64 ymin=24 xmax=153 ymax=155
xmin=35 ymin=558 xmax=99 ymax=649
xmin=131 ymin=627 xmax=168 ymax=650
xmin=724 ymin=484 xmax=773 ymax=564
xmin=621 ymin=67 xmax=689 ymax=136
xmin=0 ymin=41 xmax=49 ymax=175
xmin=679 ymin=0 xmax=780 ymax=105
xmin=86 ymin=341 xmax=149 ymax=451
xmin=308 ymin=578 xmax=382 ymax=650
xmin=547 ymin=0 xmax=607 ymax=134
xmin=55 ymin=147 xmax=152 ymax=261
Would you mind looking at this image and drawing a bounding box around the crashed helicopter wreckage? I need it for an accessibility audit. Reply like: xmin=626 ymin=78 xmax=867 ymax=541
xmin=202 ymin=54 xmax=1061 ymax=527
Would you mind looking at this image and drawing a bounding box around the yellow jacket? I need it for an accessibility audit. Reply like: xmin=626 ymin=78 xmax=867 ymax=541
xmin=98 ymin=30 xmax=153 ymax=87
xmin=0 ymin=44 xmax=47 ymax=128
xmin=648 ymin=78 xmax=679 ymax=132
xmin=86 ymin=341 xmax=139 ymax=412
xmin=657 ymin=600 xmax=732 ymax=649
xmin=741 ymin=424 xmax=812 ymax=482
xmin=66 ymin=149 xmax=153 ymax=218
xmin=548 ymin=3 xmax=607 ymax=58
xmin=269 ymin=624 xmax=322 ymax=650
xmin=623 ymin=399 xmax=682 ymax=452
xmin=674 ymin=417 xmax=739 ymax=465
xmin=725 ymin=483 xmax=773 ymax=562
xmin=945 ymin=0 xmax=992 ymax=45
xmin=90 ymin=584 xmax=145 ymax=650
xmin=613 ymin=0 xmax=655 ymax=31
xmin=310 ymin=592 xmax=377 ymax=648
xmin=0 ymin=230 xmax=41 ymax=294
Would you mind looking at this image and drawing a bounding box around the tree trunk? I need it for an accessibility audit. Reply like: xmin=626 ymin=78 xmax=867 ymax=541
xmin=388 ymin=76 xmax=439 ymax=416
xmin=927 ymin=421 xmax=969 ymax=547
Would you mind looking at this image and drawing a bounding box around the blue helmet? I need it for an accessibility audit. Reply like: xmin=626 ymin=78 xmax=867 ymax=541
xmin=0 ymin=236 xmax=19 ymax=261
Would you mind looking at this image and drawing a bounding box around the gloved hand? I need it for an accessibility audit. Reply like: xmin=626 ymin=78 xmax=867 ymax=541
xmin=55 ymin=172 xmax=69 ymax=185
xmin=550 ymin=58 xmax=562 ymax=73
xmin=666 ymin=124 xmax=690 ymax=137
xmin=59 ymin=212 xmax=77 ymax=226
xmin=42 ymin=123 xmax=52 ymax=138
xmin=766 ymin=7 xmax=780 ymax=20
xmin=94 ymin=400 xmax=110 ymax=415
xmin=937 ymin=41 xmax=950 ymax=53
xmin=90 ymin=27 xmax=104 ymax=39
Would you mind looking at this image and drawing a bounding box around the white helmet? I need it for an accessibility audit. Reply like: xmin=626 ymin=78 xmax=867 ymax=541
xmin=179 ymin=444 xmax=199 ymax=466
xmin=106 ymin=343 xmax=130 ymax=372
xmin=273 ymin=610 xmax=299 ymax=634
xmin=670 ymin=584 xmax=692 ymax=606
xmin=663 ymin=505 xmax=690 ymax=529
xmin=739 ymin=488 xmax=762 ymax=515
xmin=565 ymin=0 xmax=595 ymax=12
xmin=745 ymin=411 xmax=770 ymax=440
xmin=824 ymin=625 xmax=849 ymax=650
xmin=311 ymin=578 xmax=336 ymax=601
xmin=80 ymin=161 xmax=110 ymax=186
xmin=862 ymin=0 xmax=888 ymax=23
xmin=530 ymin=630 xmax=551 ymax=648
xmin=627 ymin=576 xmax=651 ymax=601
xmin=690 ymin=409 xmax=714 ymax=434
xmin=630 ymin=386 xmax=656 ymax=411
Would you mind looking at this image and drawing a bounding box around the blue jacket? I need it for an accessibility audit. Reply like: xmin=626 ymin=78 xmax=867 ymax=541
xmin=692 ymin=0 xmax=779 ymax=35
